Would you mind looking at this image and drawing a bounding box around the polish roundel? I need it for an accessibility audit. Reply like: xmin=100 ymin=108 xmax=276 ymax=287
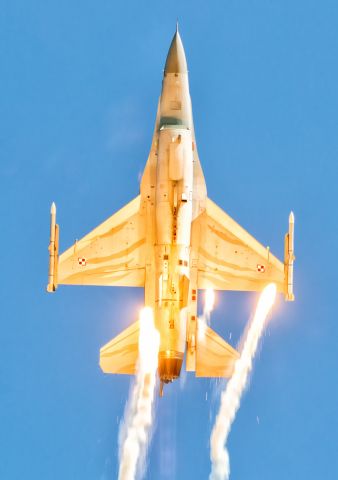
xmin=256 ymin=264 xmax=265 ymax=273
xmin=78 ymin=257 xmax=87 ymax=266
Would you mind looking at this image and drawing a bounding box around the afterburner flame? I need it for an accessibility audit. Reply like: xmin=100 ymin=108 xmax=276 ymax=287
xmin=139 ymin=307 xmax=160 ymax=374
xmin=209 ymin=283 xmax=277 ymax=480
xmin=118 ymin=307 xmax=160 ymax=480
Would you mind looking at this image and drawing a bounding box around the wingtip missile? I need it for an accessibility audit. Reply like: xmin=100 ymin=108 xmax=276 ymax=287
xmin=47 ymin=202 xmax=59 ymax=293
xmin=288 ymin=211 xmax=295 ymax=253
xmin=284 ymin=211 xmax=295 ymax=301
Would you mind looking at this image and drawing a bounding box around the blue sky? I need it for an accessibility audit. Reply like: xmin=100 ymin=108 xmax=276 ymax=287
xmin=1 ymin=1 xmax=338 ymax=478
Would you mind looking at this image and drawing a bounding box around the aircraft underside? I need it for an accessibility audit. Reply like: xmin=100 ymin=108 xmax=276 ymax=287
xmin=47 ymin=27 xmax=295 ymax=393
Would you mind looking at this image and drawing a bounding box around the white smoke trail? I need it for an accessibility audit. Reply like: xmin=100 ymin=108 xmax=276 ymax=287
xmin=209 ymin=283 xmax=277 ymax=480
xmin=118 ymin=307 xmax=160 ymax=480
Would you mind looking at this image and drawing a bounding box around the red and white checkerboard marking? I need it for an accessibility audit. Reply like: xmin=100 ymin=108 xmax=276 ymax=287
xmin=78 ymin=257 xmax=87 ymax=266
xmin=256 ymin=264 xmax=265 ymax=273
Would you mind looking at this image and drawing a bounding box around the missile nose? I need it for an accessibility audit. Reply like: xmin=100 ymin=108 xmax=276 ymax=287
xmin=164 ymin=27 xmax=188 ymax=74
xmin=289 ymin=211 xmax=294 ymax=223
xmin=51 ymin=202 xmax=56 ymax=215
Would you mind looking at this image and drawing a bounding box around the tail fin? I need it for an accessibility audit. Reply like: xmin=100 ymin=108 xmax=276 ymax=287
xmin=100 ymin=321 xmax=140 ymax=374
xmin=195 ymin=321 xmax=239 ymax=378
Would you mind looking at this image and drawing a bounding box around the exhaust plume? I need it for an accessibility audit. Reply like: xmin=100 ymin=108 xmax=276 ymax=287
xmin=118 ymin=307 xmax=160 ymax=480
xmin=209 ymin=283 xmax=277 ymax=480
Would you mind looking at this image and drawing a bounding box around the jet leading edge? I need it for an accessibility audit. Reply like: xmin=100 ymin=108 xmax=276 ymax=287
xmin=47 ymin=28 xmax=295 ymax=391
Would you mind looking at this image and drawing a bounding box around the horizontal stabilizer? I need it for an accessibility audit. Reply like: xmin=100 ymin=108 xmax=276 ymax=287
xmin=195 ymin=321 xmax=239 ymax=378
xmin=100 ymin=321 xmax=140 ymax=374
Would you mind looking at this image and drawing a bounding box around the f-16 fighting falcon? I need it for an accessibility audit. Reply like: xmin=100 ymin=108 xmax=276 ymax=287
xmin=47 ymin=26 xmax=295 ymax=394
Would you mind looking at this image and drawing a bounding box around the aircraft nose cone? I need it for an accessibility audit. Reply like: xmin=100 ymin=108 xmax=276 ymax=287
xmin=164 ymin=28 xmax=188 ymax=74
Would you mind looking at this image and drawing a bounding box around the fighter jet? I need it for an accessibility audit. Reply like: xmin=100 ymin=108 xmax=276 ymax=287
xmin=47 ymin=27 xmax=295 ymax=392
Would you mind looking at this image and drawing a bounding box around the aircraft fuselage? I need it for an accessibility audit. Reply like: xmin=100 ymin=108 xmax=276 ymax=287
xmin=140 ymin=30 xmax=204 ymax=384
